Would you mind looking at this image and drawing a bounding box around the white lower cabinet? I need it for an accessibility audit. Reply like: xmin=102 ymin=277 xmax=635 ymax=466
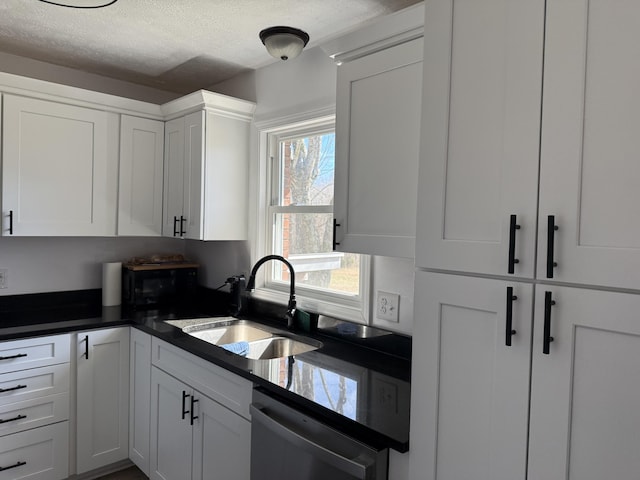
xmin=0 ymin=422 xmax=69 ymax=480
xmin=0 ymin=334 xmax=71 ymax=480
xmin=129 ymin=329 xmax=152 ymax=476
xmin=149 ymin=367 xmax=251 ymax=480
xmin=411 ymin=272 xmax=640 ymax=480
xmin=528 ymin=285 xmax=640 ymax=480
xmin=76 ymin=327 xmax=130 ymax=474
xmin=410 ymin=273 xmax=532 ymax=480
xmin=149 ymin=338 xmax=252 ymax=480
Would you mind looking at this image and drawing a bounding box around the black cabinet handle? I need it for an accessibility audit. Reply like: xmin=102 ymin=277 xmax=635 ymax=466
xmin=179 ymin=216 xmax=186 ymax=236
xmin=84 ymin=336 xmax=89 ymax=360
xmin=0 ymin=353 xmax=27 ymax=361
xmin=181 ymin=391 xmax=190 ymax=420
xmin=0 ymin=414 xmax=26 ymax=424
xmin=505 ymin=287 xmax=517 ymax=346
xmin=0 ymin=384 xmax=27 ymax=393
xmin=0 ymin=461 xmax=26 ymax=472
xmin=332 ymin=219 xmax=341 ymax=250
xmin=8 ymin=211 xmax=13 ymax=235
xmin=543 ymin=291 xmax=556 ymax=355
xmin=546 ymin=215 xmax=559 ymax=278
xmin=508 ymin=215 xmax=521 ymax=274
xmin=190 ymin=396 xmax=199 ymax=425
xmin=173 ymin=216 xmax=179 ymax=237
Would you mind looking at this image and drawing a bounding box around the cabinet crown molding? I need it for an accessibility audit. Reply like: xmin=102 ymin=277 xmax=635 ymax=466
xmin=0 ymin=71 xmax=164 ymax=119
xmin=321 ymin=3 xmax=424 ymax=64
xmin=161 ymin=89 xmax=256 ymax=122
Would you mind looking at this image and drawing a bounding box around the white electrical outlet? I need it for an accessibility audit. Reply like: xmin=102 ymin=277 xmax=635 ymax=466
xmin=0 ymin=269 xmax=7 ymax=289
xmin=376 ymin=291 xmax=400 ymax=322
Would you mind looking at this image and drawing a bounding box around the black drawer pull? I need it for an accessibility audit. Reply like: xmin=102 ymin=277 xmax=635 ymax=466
xmin=508 ymin=215 xmax=520 ymax=274
xmin=546 ymin=215 xmax=559 ymax=278
xmin=179 ymin=216 xmax=186 ymax=236
xmin=173 ymin=216 xmax=179 ymax=237
xmin=190 ymin=396 xmax=199 ymax=425
xmin=332 ymin=219 xmax=341 ymax=250
xmin=543 ymin=291 xmax=556 ymax=355
xmin=0 ymin=461 xmax=26 ymax=472
xmin=0 ymin=353 xmax=27 ymax=361
xmin=0 ymin=384 xmax=27 ymax=394
xmin=84 ymin=335 xmax=89 ymax=360
xmin=181 ymin=391 xmax=190 ymax=420
xmin=8 ymin=211 xmax=13 ymax=235
xmin=505 ymin=287 xmax=517 ymax=346
xmin=0 ymin=414 xmax=26 ymax=424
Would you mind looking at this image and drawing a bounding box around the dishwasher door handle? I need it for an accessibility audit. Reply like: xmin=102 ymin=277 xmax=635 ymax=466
xmin=250 ymin=404 xmax=373 ymax=479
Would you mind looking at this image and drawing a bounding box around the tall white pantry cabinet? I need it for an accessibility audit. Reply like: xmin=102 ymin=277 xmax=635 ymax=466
xmin=411 ymin=1 xmax=640 ymax=480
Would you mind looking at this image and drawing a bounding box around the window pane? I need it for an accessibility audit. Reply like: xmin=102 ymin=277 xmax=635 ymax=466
xmin=276 ymin=133 xmax=335 ymax=207
xmin=272 ymin=212 xmax=360 ymax=295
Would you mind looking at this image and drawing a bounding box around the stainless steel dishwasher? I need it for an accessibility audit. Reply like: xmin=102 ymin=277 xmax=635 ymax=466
xmin=251 ymin=389 xmax=389 ymax=480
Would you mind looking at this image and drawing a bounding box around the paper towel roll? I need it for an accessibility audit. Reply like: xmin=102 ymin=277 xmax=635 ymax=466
xmin=102 ymin=262 xmax=122 ymax=306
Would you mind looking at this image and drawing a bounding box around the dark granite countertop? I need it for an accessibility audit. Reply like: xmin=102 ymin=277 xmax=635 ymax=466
xmin=0 ymin=289 xmax=411 ymax=452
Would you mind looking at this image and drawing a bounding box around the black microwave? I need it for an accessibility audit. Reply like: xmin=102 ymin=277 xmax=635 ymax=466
xmin=122 ymin=263 xmax=198 ymax=308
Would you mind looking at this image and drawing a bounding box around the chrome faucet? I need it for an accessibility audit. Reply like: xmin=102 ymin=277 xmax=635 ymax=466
xmin=246 ymin=255 xmax=296 ymax=329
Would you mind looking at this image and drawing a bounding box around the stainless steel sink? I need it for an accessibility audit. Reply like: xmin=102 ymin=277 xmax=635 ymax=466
xmin=183 ymin=323 xmax=272 ymax=345
xmin=166 ymin=317 xmax=322 ymax=359
xmin=245 ymin=336 xmax=322 ymax=360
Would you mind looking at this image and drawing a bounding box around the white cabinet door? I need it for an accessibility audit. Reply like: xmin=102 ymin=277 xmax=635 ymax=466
xmin=162 ymin=111 xmax=204 ymax=240
xmin=2 ymin=94 xmax=118 ymax=236
xmin=528 ymin=286 xmax=640 ymax=480
xmin=118 ymin=116 xmax=164 ymax=236
xmin=410 ymin=272 xmax=531 ymax=480
xmin=192 ymin=391 xmax=251 ymax=480
xmin=163 ymin=116 xmax=186 ymax=238
xmin=537 ymin=0 xmax=640 ymax=289
xmin=76 ymin=327 xmax=130 ymax=474
xmin=0 ymin=421 xmax=69 ymax=480
xmin=334 ymin=38 xmax=423 ymax=258
xmin=149 ymin=367 xmax=194 ymax=480
xmin=183 ymin=111 xmax=205 ymax=241
xmin=129 ymin=329 xmax=151 ymax=476
xmin=415 ymin=0 xmax=544 ymax=276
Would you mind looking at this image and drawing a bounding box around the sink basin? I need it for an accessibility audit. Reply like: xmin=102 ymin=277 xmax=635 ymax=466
xmin=246 ymin=336 xmax=322 ymax=360
xmin=170 ymin=317 xmax=322 ymax=359
xmin=183 ymin=323 xmax=272 ymax=345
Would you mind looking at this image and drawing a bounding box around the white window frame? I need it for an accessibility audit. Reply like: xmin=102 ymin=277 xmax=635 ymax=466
xmin=252 ymin=113 xmax=370 ymax=324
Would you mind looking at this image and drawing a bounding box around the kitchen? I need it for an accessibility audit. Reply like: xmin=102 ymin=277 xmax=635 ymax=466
xmin=1 ymin=1 xmax=640 ymax=480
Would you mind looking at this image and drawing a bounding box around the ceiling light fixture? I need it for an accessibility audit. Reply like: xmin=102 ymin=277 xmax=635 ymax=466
xmin=259 ymin=26 xmax=310 ymax=61
xmin=37 ymin=0 xmax=118 ymax=8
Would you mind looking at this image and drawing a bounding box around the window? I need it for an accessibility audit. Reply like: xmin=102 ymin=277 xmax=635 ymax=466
xmin=254 ymin=116 xmax=369 ymax=322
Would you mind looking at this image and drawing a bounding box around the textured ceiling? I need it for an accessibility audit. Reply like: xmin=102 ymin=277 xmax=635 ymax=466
xmin=0 ymin=0 xmax=421 ymax=94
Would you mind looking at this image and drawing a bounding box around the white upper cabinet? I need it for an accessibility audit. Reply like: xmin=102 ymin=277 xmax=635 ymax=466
xmin=415 ymin=0 xmax=544 ymax=276
xmin=2 ymin=94 xmax=119 ymax=236
xmin=161 ymin=91 xmax=255 ymax=241
xmin=326 ymin=4 xmax=424 ymax=258
xmin=118 ymin=115 xmax=165 ymax=236
xmin=537 ymin=0 xmax=640 ymax=289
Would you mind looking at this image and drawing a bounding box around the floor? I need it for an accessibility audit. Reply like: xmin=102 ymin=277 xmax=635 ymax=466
xmin=95 ymin=466 xmax=148 ymax=480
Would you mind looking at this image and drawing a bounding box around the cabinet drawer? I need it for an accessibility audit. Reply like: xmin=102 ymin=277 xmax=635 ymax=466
xmin=0 ymin=364 xmax=69 ymax=406
xmin=151 ymin=338 xmax=252 ymax=419
xmin=0 ymin=421 xmax=69 ymax=480
xmin=0 ymin=335 xmax=70 ymax=374
xmin=0 ymin=393 xmax=69 ymax=437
